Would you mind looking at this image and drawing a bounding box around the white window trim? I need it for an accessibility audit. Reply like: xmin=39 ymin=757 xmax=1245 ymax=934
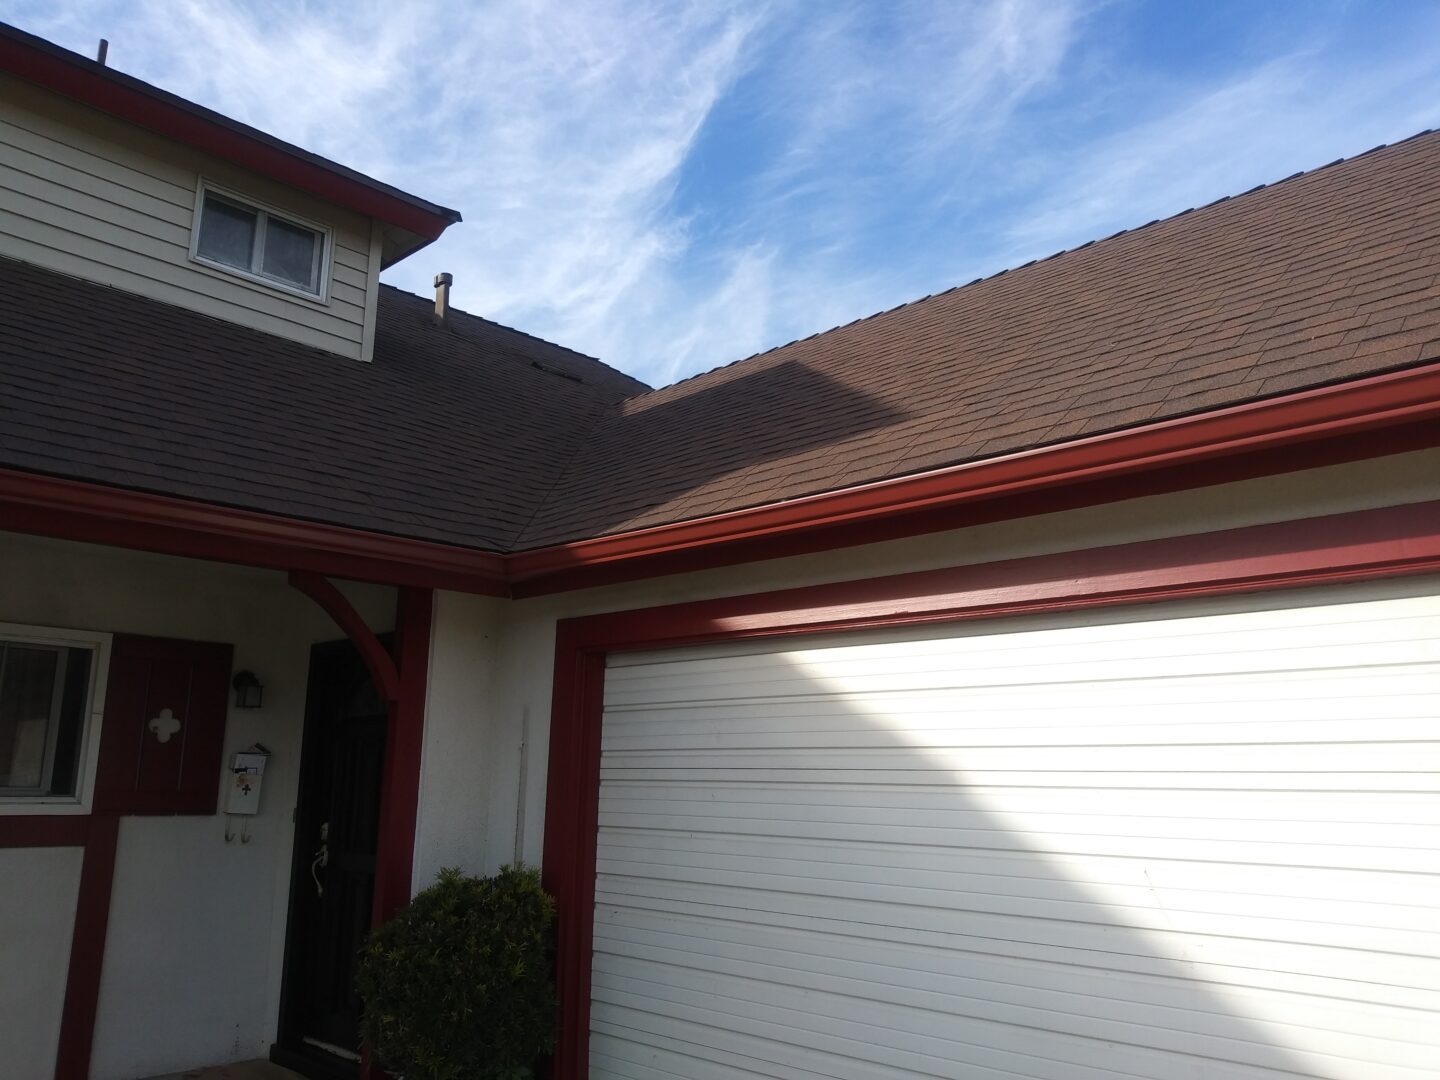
xmin=0 ymin=623 xmax=111 ymax=815
xmin=188 ymin=179 xmax=334 ymax=304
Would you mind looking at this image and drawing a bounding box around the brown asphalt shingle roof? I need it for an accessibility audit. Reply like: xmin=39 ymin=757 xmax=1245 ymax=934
xmin=3 ymin=130 xmax=1439 ymax=554
xmin=0 ymin=264 xmax=645 ymax=550
xmin=516 ymin=131 xmax=1440 ymax=547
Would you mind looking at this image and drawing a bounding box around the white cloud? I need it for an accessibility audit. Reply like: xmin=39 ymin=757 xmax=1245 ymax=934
xmin=4 ymin=0 xmax=1089 ymax=384
xmin=999 ymin=40 xmax=1440 ymax=267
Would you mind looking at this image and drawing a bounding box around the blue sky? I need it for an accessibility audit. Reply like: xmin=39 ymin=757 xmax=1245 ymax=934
xmin=8 ymin=1 xmax=1440 ymax=387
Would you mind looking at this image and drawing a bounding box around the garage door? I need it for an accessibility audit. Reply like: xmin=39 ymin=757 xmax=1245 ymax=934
xmin=590 ymin=580 xmax=1440 ymax=1080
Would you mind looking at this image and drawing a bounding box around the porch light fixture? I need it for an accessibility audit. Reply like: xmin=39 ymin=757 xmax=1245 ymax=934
xmin=231 ymin=670 xmax=264 ymax=709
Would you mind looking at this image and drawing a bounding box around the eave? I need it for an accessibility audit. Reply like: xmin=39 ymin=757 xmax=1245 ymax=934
xmin=2 ymin=362 xmax=1437 ymax=595
xmin=0 ymin=22 xmax=461 ymax=253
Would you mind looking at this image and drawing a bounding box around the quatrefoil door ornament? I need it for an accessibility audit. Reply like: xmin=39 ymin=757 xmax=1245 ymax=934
xmin=148 ymin=707 xmax=182 ymax=744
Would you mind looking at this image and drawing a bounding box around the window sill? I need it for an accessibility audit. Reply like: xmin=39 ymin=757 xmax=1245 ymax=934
xmin=189 ymin=254 xmax=333 ymax=306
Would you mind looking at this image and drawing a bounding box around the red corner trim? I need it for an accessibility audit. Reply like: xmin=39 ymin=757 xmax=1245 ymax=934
xmin=541 ymin=498 xmax=1440 ymax=1075
xmin=290 ymin=571 xmax=401 ymax=702
xmin=509 ymin=362 xmax=1440 ymax=592
xmin=371 ymin=587 xmax=434 ymax=925
xmin=0 ymin=31 xmax=458 ymax=241
xmin=55 ymin=812 xmax=120 ymax=1080
xmin=0 ymin=468 xmax=508 ymax=595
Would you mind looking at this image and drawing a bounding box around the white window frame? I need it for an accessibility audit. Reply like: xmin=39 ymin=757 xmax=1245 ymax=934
xmin=0 ymin=623 xmax=111 ymax=815
xmin=188 ymin=180 xmax=334 ymax=304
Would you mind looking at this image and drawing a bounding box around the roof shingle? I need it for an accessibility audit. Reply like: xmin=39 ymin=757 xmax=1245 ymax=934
xmin=516 ymin=131 xmax=1440 ymax=547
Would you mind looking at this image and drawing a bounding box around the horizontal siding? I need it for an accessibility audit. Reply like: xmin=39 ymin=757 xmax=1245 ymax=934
xmin=0 ymin=75 xmax=374 ymax=360
xmin=593 ymin=581 xmax=1440 ymax=1079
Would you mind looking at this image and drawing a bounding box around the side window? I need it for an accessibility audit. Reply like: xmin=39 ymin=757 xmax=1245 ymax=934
xmin=0 ymin=629 xmax=105 ymax=802
xmin=192 ymin=184 xmax=330 ymax=299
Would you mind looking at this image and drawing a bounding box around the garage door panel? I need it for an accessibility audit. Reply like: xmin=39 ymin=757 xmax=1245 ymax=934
xmin=597 ymin=845 xmax=1440 ymax=935
xmin=596 ymin=876 xmax=1440 ymax=990
xmin=590 ymin=1013 xmax=984 ymax=1080
xmin=594 ymin=937 xmax=1436 ymax=1075
xmin=599 ymin=794 xmax=1440 ymax=849
xmin=601 ymin=781 xmax=1439 ymax=827
xmin=597 ymin=896 xmax=1440 ymax=1014
xmin=604 ymin=671 xmax=1440 ymax=731
xmin=598 ymin=814 xmax=1435 ymax=873
xmin=593 ymin=1027 xmax=807 ymax=1080
xmin=601 ymin=829 xmax=1440 ymax=907
xmin=591 ymin=584 xmax=1440 ymax=1078
xmin=592 ymin=965 xmax=1388 ymax=1080
xmin=602 ymin=764 xmax=1440 ymax=790
xmin=596 ymin=910 xmax=1435 ymax=1046
xmin=600 ymin=741 xmax=1440 ymax=775
xmin=604 ymin=715 xmax=1439 ymax=751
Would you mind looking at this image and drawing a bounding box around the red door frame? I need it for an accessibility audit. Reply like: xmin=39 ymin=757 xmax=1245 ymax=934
xmin=541 ymin=497 xmax=1440 ymax=1076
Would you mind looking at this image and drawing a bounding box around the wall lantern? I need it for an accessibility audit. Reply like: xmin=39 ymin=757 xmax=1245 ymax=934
xmin=231 ymin=670 xmax=264 ymax=710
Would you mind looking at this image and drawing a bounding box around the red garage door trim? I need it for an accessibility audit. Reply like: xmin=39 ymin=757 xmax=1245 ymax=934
xmin=541 ymin=497 xmax=1440 ymax=1077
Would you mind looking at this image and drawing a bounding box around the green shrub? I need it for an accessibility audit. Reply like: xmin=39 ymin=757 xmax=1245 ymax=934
xmin=356 ymin=865 xmax=558 ymax=1080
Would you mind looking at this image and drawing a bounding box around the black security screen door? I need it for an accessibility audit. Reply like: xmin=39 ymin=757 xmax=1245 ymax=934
xmin=275 ymin=639 xmax=388 ymax=1078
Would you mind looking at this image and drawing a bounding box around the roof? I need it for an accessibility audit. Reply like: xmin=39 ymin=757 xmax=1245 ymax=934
xmin=0 ymin=22 xmax=461 ymax=264
xmin=2 ymin=131 xmax=1440 ymax=557
xmin=0 ymin=258 xmax=644 ymax=550
xmin=515 ymin=130 xmax=1440 ymax=548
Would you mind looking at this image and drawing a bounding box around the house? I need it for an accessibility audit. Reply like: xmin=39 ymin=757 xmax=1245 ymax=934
xmin=1 ymin=20 xmax=1437 ymax=1080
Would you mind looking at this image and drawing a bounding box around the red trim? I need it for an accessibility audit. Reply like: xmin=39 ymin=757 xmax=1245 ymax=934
xmin=372 ymin=587 xmax=433 ymax=924
xmin=0 ymin=468 xmax=508 ymax=595
xmin=290 ymin=572 xmax=401 ymax=702
xmin=0 ymin=30 xmax=458 ymax=242
xmin=0 ymin=815 xmax=89 ymax=847
xmin=541 ymin=499 xmax=1440 ymax=1075
xmin=510 ymin=362 xmax=1440 ymax=593
xmin=55 ymin=813 xmax=119 ymax=1080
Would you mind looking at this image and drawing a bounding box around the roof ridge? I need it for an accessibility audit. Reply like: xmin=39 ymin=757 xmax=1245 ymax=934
xmin=629 ymin=127 xmax=1439 ymax=402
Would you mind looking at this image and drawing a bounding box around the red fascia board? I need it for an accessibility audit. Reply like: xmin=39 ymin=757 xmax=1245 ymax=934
xmin=508 ymin=361 xmax=1440 ymax=589
xmin=0 ymin=468 xmax=508 ymax=595
xmin=555 ymin=498 xmax=1440 ymax=653
xmin=0 ymin=31 xmax=459 ymax=241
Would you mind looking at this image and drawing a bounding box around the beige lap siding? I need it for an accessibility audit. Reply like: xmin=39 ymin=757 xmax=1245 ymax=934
xmin=0 ymin=74 xmax=374 ymax=360
xmin=591 ymin=580 xmax=1440 ymax=1080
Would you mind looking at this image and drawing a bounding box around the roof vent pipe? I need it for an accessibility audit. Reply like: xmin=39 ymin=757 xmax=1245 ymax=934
xmin=434 ymin=272 xmax=452 ymax=320
xmin=95 ymin=39 xmax=109 ymax=65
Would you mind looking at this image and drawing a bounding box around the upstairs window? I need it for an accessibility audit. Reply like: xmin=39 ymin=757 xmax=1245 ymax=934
xmin=0 ymin=633 xmax=97 ymax=800
xmin=192 ymin=184 xmax=330 ymax=299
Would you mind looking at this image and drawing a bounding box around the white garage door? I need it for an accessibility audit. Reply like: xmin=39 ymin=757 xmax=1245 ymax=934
xmin=590 ymin=580 xmax=1440 ymax=1080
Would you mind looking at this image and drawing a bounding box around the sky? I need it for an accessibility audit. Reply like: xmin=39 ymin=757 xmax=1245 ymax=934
xmin=8 ymin=0 xmax=1440 ymax=388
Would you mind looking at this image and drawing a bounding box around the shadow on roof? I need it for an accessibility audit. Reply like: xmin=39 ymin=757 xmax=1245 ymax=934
xmin=522 ymin=358 xmax=913 ymax=547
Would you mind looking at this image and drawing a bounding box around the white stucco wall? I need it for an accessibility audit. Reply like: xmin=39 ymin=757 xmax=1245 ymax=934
xmin=0 ymin=846 xmax=82 ymax=1080
xmin=414 ymin=447 xmax=1440 ymax=882
xmin=0 ymin=534 xmax=394 ymax=1080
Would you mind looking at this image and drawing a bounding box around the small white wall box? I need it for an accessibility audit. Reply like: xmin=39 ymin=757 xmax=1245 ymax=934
xmin=225 ymin=745 xmax=270 ymax=815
